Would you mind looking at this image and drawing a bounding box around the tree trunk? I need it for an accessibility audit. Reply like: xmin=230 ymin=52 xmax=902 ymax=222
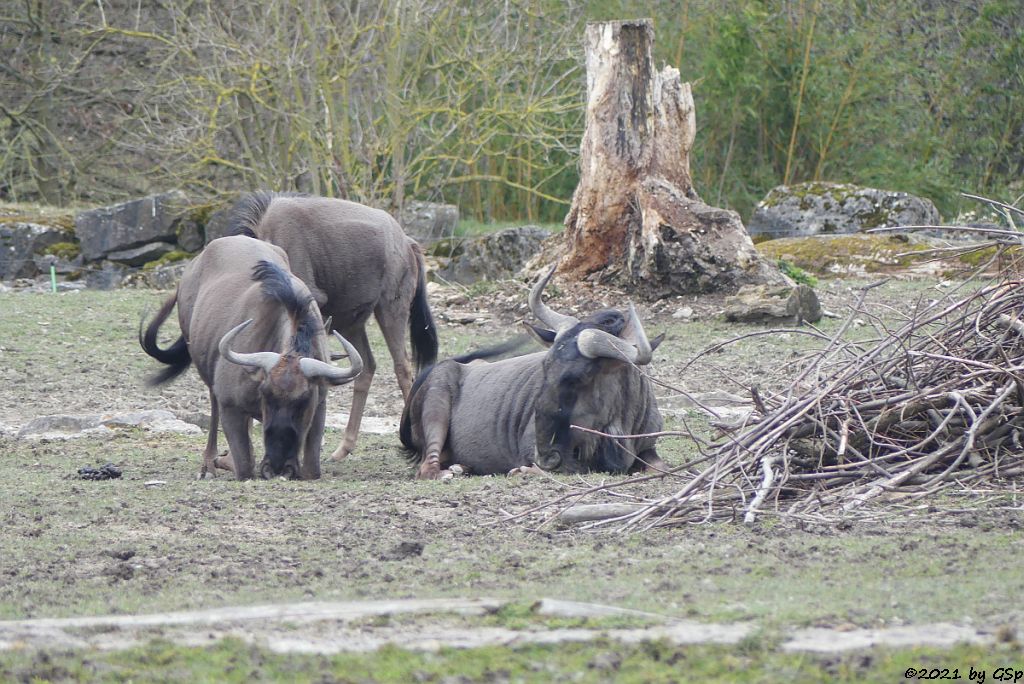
xmin=561 ymin=19 xmax=785 ymax=297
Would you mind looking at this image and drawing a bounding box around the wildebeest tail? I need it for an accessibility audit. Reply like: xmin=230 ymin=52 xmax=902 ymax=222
xmin=226 ymin=191 xmax=307 ymax=239
xmin=139 ymin=295 xmax=191 ymax=386
xmin=450 ymin=335 xmax=531 ymax=364
xmin=409 ymin=247 xmax=438 ymax=372
xmin=398 ymin=403 xmax=417 ymax=460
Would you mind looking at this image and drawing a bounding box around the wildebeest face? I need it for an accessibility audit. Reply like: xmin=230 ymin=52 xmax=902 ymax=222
xmin=217 ymin=318 xmax=363 ymax=479
xmin=526 ymin=267 xmax=661 ymax=474
xmin=258 ymin=358 xmax=315 ymax=479
xmin=531 ymin=314 xmax=630 ymax=473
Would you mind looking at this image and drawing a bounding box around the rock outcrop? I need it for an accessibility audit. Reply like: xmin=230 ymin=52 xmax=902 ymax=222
xmin=748 ymin=182 xmax=941 ymax=240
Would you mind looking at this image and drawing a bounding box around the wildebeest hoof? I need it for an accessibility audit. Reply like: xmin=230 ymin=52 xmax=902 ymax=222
xmin=417 ymin=453 xmax=442 ymax=479
xmin=439 ymin=464 xmax=469 ymax=480
xmin=507 ymin=465 xmax=545 ymax=477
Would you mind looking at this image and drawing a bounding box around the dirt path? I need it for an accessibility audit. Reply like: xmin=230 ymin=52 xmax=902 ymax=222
xmin=0 ymin=598 xmax=991 ymax=655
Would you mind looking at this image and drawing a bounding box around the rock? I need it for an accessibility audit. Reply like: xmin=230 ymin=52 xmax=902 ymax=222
xmin=106 ymin=241 xmax=177 ymax=267
xmin=84 ymin=261 xmax=129 ymax=290
xmin=74 ymin=190 xmax=190 ymax=261
xmin=435 ymin=226 xmax=550 ymax=285
xmin=175 ymin=217 xmax=205 ymax=252
xmin=0 ymin=221 xmax=72 ymax=280
xmin=723 ymin=284 xmax=822 ymax=324
xmin=203 ymin=205 xmax=235 ymax=244
xmin=16 ymin=410 xmax=200 ymax=439
xmin=122 ymin=261 xmax=189 ymax=290
xmin=400 ymin=201 xmax=459 ymax=244
xmin=749 ymin=182 xmax=941 ymax=239
xmin=34 ymin=252 xmax=84 ymax=277
xmin=672 ymin=306 xmax=694 ymax=320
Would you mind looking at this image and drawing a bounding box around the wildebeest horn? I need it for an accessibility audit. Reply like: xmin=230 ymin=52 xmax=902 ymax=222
xmin=576 ymin=303 xmax=654 ymax=365
xmin=219 ymin=319 xmax=282 ymax=372
xmin=298 ymin=331 xmax=363 ymax=384
xmin=529 ymin=266 xmax=579 ymax=333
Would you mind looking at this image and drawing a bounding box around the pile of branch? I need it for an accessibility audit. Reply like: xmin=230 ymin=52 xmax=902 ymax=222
xmin=541 ymin=275 xmax=1024 ymax=530
xmin=518 ymin=197 xmax=1024 ymax=529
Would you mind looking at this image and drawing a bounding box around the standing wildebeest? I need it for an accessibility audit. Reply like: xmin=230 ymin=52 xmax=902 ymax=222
xmin=400 ymin=268 xmax=666 ymax=478
xmin=140 ymin=235 xmax=362 ymax=480
xmin=228 ymin=192 xmax=438 ymax=461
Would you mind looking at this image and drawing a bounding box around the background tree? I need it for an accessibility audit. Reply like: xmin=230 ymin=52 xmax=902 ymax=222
xmin=1 ymin=0 xmax=1020 ymax=223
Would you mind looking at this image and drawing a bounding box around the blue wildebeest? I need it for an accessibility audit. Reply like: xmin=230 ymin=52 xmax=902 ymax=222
xmin=228 ymin=192 xmax=438 ymax=461
xmin=140 ymin=235 xmax=362 ymax=480
xmin=400 ymin=268 xmax=666 ymax=478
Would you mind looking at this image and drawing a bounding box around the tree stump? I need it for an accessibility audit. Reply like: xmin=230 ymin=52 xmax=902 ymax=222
xmin=561 ymin=19 xmax=786 ymax=297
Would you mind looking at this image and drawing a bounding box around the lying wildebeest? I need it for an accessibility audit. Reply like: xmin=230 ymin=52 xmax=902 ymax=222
xmin=400 ymin=268 xmax=666 ymax=478
xmin=140 ymin=235 xmax=362 ymax=480
xmin=228 ymin=192 xmax=438 ymax=461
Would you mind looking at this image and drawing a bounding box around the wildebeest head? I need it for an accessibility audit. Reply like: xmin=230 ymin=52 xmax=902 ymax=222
xmin=525 ymin=268 xmax=662 ymax=474
xmin=218 ymin=315 xmax=362 ymax=479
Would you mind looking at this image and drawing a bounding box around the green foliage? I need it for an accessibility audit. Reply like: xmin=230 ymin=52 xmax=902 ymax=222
xmin=777 ymin=259 xmax=818 ymax=287
xmin=1 ymin=1 xmax=1021 ymax=224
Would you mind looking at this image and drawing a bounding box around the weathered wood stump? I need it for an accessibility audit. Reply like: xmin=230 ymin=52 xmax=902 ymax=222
xmin=561 ymin=19 xmax=786 ymax=297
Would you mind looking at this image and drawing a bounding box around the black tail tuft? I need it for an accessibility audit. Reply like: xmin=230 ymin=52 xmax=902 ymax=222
xmin=139 ymin=296 xmax=191 ymax=386
xmin=398 ymin=403 xmax=418 ymax=461
xmin=409 ymin=250 xmax=438 ymax=372
xmin=451 ymin=335 xmax=532 ymax=364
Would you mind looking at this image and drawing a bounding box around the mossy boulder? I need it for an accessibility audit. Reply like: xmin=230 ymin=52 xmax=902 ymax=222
xmin=0 ymin=222 xmax=74 ymax=280
xmin=757 ymin=234 xmax=938 ymax=277
xmin=749 ymin=182 xmax=940 ymax=239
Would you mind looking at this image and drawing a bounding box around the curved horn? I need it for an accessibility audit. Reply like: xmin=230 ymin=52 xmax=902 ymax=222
xmin=529 ymin=266 xmax=579 ymax=333
xmin=576 ymin=303 xmax=654 ymax=365
xmin=619 ymin=302 xmax=653 ymax=365
xmin=299 ymin=330 xmax=363 ymax=385
xmin=576 ymin=328 xmax=640 ymax=364
xmin=219 ymin=319 xmax=281 ymax=372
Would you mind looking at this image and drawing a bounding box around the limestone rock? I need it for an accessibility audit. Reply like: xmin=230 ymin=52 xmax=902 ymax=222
xmin=84 ymin=261 xmax=129 ymax=290
xmin=203 ymin=205 xmax=235 ymax=244
xmin=106 ymin=241 xmax=176 ymax=267
xmin=749 ymin=182 xmax=941 ymax=239
xmin=74 ymin=190 xmax=190 ymax=261
xmin=435 ymin=226 xmax=550 ymax=284
xmin=723 ymin=284 xmax=822 ymax=324
xmin=400 ymin=201 xmax=459 ymax=244
xmin=0 ymin=221 xmax=72 ymax=280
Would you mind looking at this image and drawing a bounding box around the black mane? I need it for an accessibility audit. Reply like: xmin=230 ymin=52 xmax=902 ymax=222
xmin=227 ymin=191 xmax=307 ymax=239
xmin=252 ymin=260 xmax=319 ymax=356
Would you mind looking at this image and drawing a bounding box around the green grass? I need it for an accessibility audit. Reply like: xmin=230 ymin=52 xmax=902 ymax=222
xmin=2 ymin=281 xmax=1023 ymax=673
xmin=1 ymin=637 xmax=1020 ymax=683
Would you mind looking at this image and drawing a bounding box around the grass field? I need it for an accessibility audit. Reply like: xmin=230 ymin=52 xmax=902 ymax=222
xmin=0 ymin=278 xmax=1022 ymax=681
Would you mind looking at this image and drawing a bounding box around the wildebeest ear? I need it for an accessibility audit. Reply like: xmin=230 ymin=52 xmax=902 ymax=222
xmin=650 ymin=332 xmax=666 ymax=352
xmin=523 ymin=322 xmax=557 ymax=347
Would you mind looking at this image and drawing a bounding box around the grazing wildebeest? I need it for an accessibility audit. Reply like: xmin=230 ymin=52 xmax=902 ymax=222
xmin=228 ymin=192 xmax=438 ymax=461
xmin=400 ymin=268 xmax=666 ymax=478
xmin=139 ymin=235 xmax=362 ymax=480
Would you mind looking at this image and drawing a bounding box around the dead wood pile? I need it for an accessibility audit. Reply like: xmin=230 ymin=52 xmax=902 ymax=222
xmin=518 ymin=198 xmax=1024 ymax=529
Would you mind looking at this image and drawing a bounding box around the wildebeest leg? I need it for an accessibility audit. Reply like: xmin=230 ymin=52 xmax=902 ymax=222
xmin=374 ymin=302 xmax=414 ymax=399
xmin=200 ymin=391 xmax=221 ymax=479
xmin=300 ymin=397 xmax=326 ymax=480
xmin=330 ymin=326 xmax=375 ymax=461
xmin=220 ymin=408 xmax=255 ymax=480
xmin=416 ymin=387 xmax=452 ymax=480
